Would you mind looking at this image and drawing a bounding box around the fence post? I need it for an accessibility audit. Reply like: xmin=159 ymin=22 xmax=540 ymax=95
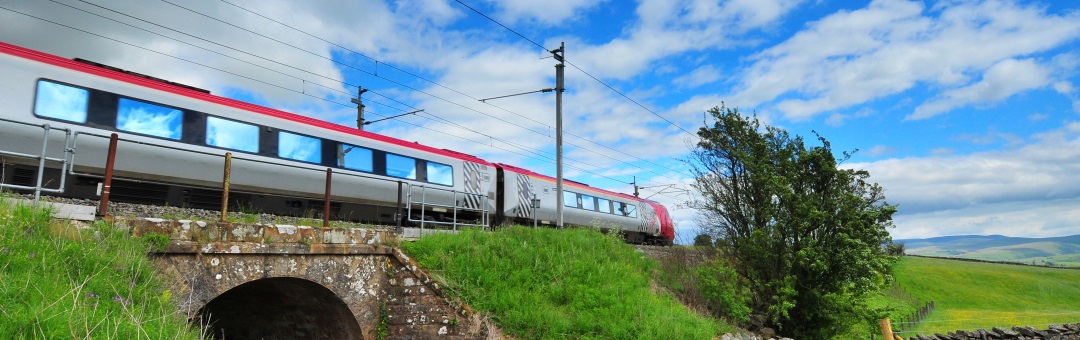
xmin=97 ymin=133 xmax=118 ymax=217
xmin=220 ymin=152 xmax=231 ymax=222
xmin=323 ymin=168 xmax=331 ymax=228
xmin=879 ymin=318 xmax=894 ymax=340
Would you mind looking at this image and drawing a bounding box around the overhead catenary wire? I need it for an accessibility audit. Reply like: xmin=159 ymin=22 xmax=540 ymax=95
xmin=213 ymin=0 xmax=692 ymax=198
xmin=0 ymin=5 xmax=411 ymax=123
xmin=3 ymin=4 xmax=666 ymax=195
xmin=452 ymin=1 xmax=699 ymax=138
xmin=221 ymin=0 xmax=695 ymax=181
xmin=19 ymin=1 xmax=692 ymax=200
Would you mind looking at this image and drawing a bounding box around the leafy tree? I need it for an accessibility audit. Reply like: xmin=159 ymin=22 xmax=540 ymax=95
xmin=687 ymin=106 xmax=897 ymax=338
xmin=693 ymin=233 xmax=714 ymax=247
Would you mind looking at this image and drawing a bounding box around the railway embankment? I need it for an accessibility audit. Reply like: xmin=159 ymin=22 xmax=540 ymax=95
xmin=402 ymin=226 xmax=734 ymax=338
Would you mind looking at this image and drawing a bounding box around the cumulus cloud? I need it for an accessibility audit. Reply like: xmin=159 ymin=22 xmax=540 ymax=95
xmin=726 ymin=0 xmax=1080 ymax=120
xmin=910 ymin=58 xmax=1052 ymax=120
xmin=848 ymin=122 xmax=1080 ymax=238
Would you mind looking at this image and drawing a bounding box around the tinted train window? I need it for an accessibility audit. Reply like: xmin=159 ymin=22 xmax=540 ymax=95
xmin=278 ymin=131 xmax=321 ymax=163
xmin=116 ymin=98 xmax=183 ymax=140
xmin=626 ymin=204 xmax=637 ymax=218
xmin=563 ymin=191 xmax=578 ymax=207
xmin=338 ymin=143 xmax=373 ymax=172
xmin=597 ymin=198 xmax=612 ymax=214
xmin=581 ymin=194 xmax=596 ymax=210
xmin=206 ymin=116 xmax=258 ymax=152
xmin=34 ymin=80 xmax=89 ymax=123
xmin=427 ymin=162 xmax=453 ymax=185
xmin=386 ymin=154 xmax=416 ymax=179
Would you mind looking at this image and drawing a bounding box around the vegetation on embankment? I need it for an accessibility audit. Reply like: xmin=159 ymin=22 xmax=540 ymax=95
xmin=884 ymin=256 xmax=1080 ymax=335
xmin=0 ymin=194 xmax=200 ymax=339
xmin=401 ymin=226 xmax=733 ymax=339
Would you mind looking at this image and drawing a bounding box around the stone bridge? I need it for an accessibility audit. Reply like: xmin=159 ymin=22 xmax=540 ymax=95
xmin=125 ymin=218 xmax=485 ymax=339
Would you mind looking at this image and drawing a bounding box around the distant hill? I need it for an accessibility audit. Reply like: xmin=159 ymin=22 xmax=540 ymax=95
xmin=896 ymin=234 xmax=1080 ymax=267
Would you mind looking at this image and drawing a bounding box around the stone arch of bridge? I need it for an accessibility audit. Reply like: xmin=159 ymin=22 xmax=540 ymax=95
xmin=197 ymin=277 xmax=363 ymax=340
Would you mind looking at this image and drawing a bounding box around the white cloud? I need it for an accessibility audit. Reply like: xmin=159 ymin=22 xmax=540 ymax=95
xmin=893 ymin=198 xmax=1080 ymax=239
xmin=574 ymin=0 xmax=803 ymax=80
xmin=865 ymin=145 xmax=899 ymax=157
xmin=848 ymin=122 xmax=1080 ymax=238
xmin=910 ymin=58 xmax=1051 ymax=120
xmin=484 ymin=0 xmax=605 ymax=26
xmin=726 ymin=0 xmax=1080 ymax=120
xmin=673 ymin=65 xmax=723 ymax=88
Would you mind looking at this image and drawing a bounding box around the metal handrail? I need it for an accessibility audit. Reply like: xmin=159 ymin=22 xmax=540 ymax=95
xmin=0 ymin=118 xmax=73 ymax=201
xmin=404 ymin=182 xmax=488 ymax=232
xmin=65 ymin=129 xmax=490 ymax=227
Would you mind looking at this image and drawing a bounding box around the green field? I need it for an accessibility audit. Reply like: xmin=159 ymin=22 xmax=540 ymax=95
xmin=901 ymin=235 xmax=1080 ymax=267
xmin=0 ymin=195 xmax=199 ymax=339
xmin=890 ymin=256 xmax=1080 ymax=336
xmin=401 ymin=226 xmax=732 ymax=339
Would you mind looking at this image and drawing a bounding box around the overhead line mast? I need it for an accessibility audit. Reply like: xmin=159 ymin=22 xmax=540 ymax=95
xmin=554 ymin=42 xmax=565 ymax=229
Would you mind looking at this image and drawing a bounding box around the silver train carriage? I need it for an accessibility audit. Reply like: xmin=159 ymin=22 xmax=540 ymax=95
xmin=495 ymin=163 xmax=675 ymax=245
xmin=0 ymin=41 xmax=675 ymax=244
xmin=0 ymin=41 xmax=496 ymax=227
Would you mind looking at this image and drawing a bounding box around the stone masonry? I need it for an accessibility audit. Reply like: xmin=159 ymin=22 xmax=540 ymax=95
xmin=124 ymin=218 xmax=487 ymax=339
xmin=905 ymin=323 xmax=1080 ymax=340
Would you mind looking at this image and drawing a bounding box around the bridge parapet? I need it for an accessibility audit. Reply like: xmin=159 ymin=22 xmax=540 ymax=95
xmin=127 ymin=218 xmax=395 ymax=255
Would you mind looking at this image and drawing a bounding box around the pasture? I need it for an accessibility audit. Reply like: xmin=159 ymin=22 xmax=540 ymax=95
xmin=891 ymin=256 xmax=1080 ymax=335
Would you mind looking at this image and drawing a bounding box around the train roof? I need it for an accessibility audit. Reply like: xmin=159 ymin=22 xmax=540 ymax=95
xmin=495 ymin=163 xmax=647 ymax=203
xmin=0 ymin=41 xmax=491 ymax=166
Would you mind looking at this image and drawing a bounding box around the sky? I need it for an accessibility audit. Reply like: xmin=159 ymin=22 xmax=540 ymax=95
xmin=2 ymin=0 xmax=1079 ymax=243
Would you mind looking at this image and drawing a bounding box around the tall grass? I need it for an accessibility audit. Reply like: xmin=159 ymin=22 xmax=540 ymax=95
xmin=893 ymin=256 xmax=1080 ymax=335
xmin=401 ymin=226 xmax=729 ymax=339
xmin=0 ymin=194 xmax=199 ymax=339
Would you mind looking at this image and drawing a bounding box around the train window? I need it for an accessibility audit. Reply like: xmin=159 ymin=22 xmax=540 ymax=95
xmin=386 ymin=154 xmax=417 ymax=180
xmin=337 ymin=143 xmax=373 ymax=172
xmin=627 ymin=204 xmax=637 ymax=218
xmin=616 ymin=202 xmax=634 ymax=217
xmin=206 ymin=116 xmax=258 ymax=152
xmin=581 ymin=194 xmax=596 ymax=210
xmin=597 ymin=198 xmax=612 ymax=214
xmin=116 ymin=98 xmax=183 ymax=140
xmin=426 ymin=162 xmax=453 ymax=185
xmin=278 ymin=131 xmax=322 ymax=163
xmin=563 ymin=191 xmax=578 ymax=208
xmin=34 ymin=80 xmax=89 ymax=123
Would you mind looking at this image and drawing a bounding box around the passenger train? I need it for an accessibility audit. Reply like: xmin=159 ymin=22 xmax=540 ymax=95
xmin=0 ymin=41 xmax=675 ymax=245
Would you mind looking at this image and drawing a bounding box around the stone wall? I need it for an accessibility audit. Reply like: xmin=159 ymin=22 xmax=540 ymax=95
xmin=905 ymin=323 xmax=1080 ymax=340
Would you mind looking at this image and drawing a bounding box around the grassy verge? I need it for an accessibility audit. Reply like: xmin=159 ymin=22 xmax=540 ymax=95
xmin=0 ymin=194 xmax=199 ymax=339
xmin=892 ymin=256 xmax=1080 ymax=335
xmin=401 ymin=226 xmax=731 ymax=339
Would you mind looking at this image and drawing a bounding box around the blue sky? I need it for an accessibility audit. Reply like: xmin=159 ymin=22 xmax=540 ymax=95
xmin=3 ymin=0 xmax=1079 ymax=243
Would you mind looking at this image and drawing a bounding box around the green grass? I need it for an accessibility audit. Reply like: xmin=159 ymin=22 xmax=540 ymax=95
xmin=0 ymin=194 xmax=200 ymax=339
xmin=401 ymin=226 xmax=731 ymax=339
xmin=891 ymin=256 xmax=1080 ymax=336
